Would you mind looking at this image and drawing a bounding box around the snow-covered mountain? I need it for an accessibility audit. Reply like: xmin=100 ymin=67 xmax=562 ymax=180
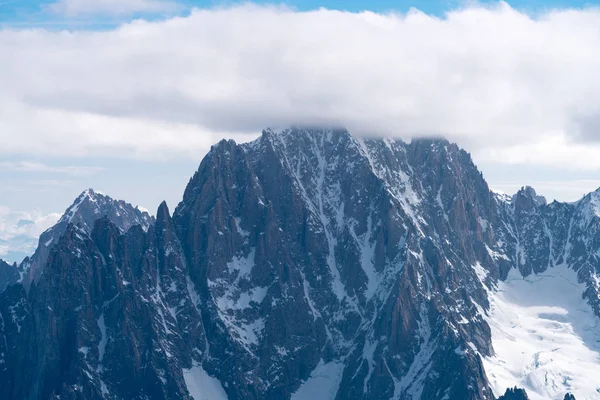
xmin=0 ymin=128 xmax=595 ymax=399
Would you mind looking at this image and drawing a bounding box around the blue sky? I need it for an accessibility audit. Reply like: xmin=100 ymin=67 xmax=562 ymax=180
xmin=2 ymin=0 xmax=599 ymax=27
xmin=2 ymin=0 xmax=598 ymax=13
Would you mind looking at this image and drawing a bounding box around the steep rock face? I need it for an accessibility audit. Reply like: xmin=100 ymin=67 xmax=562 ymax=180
xmin=174 ymin=136 xmax=328 ymax=399
xmin=0 ymin=259 xmax=19 ymax=292
xmin=563 ymin=191 xmax=600 ymax=317
xmin=19 ymin=189 xmax=154 ymax=289
xmin=2 ymin=128 xmax=600 ymax=400
xmin=172 ymin=130 xmax=498 ymax=399
xmin=0 ymin=283 xmax=35 ymax=400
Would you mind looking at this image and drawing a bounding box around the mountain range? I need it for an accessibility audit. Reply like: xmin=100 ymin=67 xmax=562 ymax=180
xmin=0 ymin=128 xmax=597 ymax=399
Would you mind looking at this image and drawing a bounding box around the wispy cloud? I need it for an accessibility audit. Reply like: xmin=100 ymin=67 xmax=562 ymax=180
xmin=0 ymin=161 xmax=104 ymax=176
xmin=45 ymin=0 xmax=181 ymax=17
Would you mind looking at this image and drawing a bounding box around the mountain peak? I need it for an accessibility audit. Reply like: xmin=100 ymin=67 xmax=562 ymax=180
xmin=213 ymin=138 xmax=238 ymax=151
xmin=512 ymin=185 xmax=547 ymax=208
xmin=59 ymin=188 xmax=101 ymax=224
xmin=19 ymin=189 xmax=155 ymax=287
xmin=58 ymin=188 xmax=153 ymax=231
xmin=156 ymin=200 xmax=171 ymax=223
xmin=82 ymin=187 xmax=97 ymax=196
xmin=259 ymin=126 xmax=351 ymax=144
xmin=409 ymin=136 xmax=451 ymax=147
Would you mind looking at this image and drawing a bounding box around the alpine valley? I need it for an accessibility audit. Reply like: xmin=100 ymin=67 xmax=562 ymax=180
xmin=1 ymin=128 xmax=598 ymax=400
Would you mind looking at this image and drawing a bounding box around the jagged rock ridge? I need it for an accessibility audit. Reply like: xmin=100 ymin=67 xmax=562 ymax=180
xmin=1 ymin=128 xmax=599 ymax=400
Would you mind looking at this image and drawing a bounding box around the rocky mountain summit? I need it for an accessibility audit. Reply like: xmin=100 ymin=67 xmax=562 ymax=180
xmin=0 ymin=188 xmax=155 ymax=291
xmin=1 ymin=128 xmax=599 ymax=399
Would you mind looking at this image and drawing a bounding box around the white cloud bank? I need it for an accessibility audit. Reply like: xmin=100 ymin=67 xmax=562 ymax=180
xmin=2 ymin=2 xmax=600 ymax=170
xmin=0 ymin=206 xmax=60 ymax=240
xmin=0 ymin=206 xmax=61 ymax=263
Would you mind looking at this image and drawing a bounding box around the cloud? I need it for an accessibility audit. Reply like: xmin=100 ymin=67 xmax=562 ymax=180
xmin=46 ymin=0 xmax=180 ymax=17
xmin=0 ymin=205 xmax=61 ymax=241
xmin=0 ymin=161 xmax=104 ymax=175
xmin=0 ymin=96 xmax=257 ymax=159
xmin=2 ymin=2 xmax=600 ymax=171
xmin=0 ymin=206 xmax=61 ymax=262
xmin=478 ymin=134 xmax=600 ymax=171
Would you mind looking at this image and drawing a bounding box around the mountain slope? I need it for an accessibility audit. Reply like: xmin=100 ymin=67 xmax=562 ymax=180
xmin=0 ymin=128 xmax=599 ymax=399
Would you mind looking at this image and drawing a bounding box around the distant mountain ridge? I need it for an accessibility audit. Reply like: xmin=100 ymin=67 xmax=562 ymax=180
xmin=0 ymin=128 xmax=598 ymax=399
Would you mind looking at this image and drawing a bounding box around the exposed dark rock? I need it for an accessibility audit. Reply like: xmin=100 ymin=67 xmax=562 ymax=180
xmin=497 ymin=387 xmax=529 ymax=400
xmin=0 ymin=259 xmax=20 ymax=292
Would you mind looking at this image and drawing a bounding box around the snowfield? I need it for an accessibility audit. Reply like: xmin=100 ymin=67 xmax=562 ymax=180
xmin=291 ymin=359 xmax=345 ymax=400
xmin=183 ymin=362 xmax=228 ymax=400
xmin=483 ymin=264 xmax=600 ymax=400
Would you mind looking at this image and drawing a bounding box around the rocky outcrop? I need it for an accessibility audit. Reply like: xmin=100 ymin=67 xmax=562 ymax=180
xmin=497 ymin=387 xmax=529 ymax=400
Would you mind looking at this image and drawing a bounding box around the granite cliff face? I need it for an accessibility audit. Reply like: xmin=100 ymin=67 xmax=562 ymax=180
xmin=1 ymin=128 xmax=598 ymax=399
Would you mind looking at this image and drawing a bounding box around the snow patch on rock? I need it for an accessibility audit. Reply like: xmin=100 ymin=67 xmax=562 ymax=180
xmin=183 ymin=362 xmax=228 ymax=400
xmin=291 ymin=359 xmax=344 ymax=400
